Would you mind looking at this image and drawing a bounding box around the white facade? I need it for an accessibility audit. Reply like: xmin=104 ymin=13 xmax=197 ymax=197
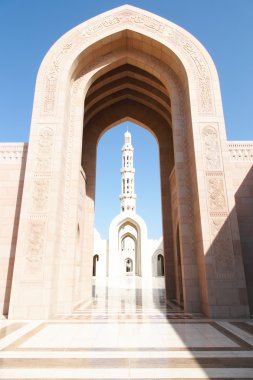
xmin=93 ymin=131 xmax=164 ymax=278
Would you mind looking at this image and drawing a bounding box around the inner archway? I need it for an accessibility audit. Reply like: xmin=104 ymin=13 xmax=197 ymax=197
xmin=157 ymin=254 xmax=165 ymax=277
xmin=81 ymin=60 xmax=178 ymax=309
xmin=121 ymin=233 xmax=136 ymax=276
xmin=92 ymin=254 xmax=99 ymax=277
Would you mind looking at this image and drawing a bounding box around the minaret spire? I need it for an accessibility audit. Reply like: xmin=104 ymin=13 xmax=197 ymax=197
xmin=119 ymin=130 xmax=136 ymax=212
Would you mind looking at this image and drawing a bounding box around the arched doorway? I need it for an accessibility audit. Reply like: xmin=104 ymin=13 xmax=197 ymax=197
xmin=109 ymin=216 xmax=146 ymax=277
xmin=121 ymin=235 xmax=136 ymax=275
xmin=92 ymin=254 xmax=99 ymax=277
xmin=8 ymin=5 xmax=249 ymax=319
xmin=157 ymin=254 xmax=164 ymax=276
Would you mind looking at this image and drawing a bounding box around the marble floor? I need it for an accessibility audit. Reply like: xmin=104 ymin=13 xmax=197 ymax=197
xmin=1 ymin=276 xmax=253 ymax=379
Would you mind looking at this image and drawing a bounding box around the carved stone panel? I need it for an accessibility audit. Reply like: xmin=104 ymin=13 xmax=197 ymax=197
xmin=35 ymin=127 xmax=54 ymax=173
xmin=210 ymin=218 xmax=235 ymax=279
xmin=24 ymin=220 xmax=46 ymax=280
xmin=44 ymin=43 xmax=72 ymax=113
xmin=32 ymin=180 xmax=49 ymax=211
xmin=207 ymin=177 xmax=227 ymax=212
xmin=41 ymin=9 xmax=213 ymax=115
xmin=23 ymin=126 xmax=54 ymax=280
xmin=180 ymin=40 xmax=212 ymax=113
xmin=202 ymin=125 xmax=221 ymax=170
xmin=81 ymin=16 xmax=122 ymax=37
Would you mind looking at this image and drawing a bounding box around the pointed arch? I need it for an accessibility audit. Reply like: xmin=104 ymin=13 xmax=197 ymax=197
xmin=8 ymin=5 xmax=248 ymax=319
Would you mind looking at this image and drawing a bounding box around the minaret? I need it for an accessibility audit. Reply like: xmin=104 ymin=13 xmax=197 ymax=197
xmin=119 ymin=130 xmax=136 ymax=212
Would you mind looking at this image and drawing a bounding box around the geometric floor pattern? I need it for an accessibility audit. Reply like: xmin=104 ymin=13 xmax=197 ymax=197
xmin=1 ymin=277 xmax=253 ymax=379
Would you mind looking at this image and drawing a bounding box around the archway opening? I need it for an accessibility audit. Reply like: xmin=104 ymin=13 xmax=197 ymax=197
xmin=56 ymin=27 xmax=201 ymax=316
xmin=84 ymin=108 xmax=177 ymax=310
xmin=118 ymin=220 xmax=142 ymax=277
xmin=157 ymin=254 xmax=165 ymax=276
xmin=79 ymin=50 xmax=180 ymax=311
xmin=121 ymin=233 xmax=137 ymax=276
xmin=92 ymin=254 xmax=99 ymax=277
xmin=91 ymin=120 xmax=170 ymax=310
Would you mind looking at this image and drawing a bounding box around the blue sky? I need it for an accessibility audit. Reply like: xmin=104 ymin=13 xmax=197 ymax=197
xmin=0 ymin=0 xmax=252 ymax=238
xmin=96 ymin=123 xmax=161 ymax=239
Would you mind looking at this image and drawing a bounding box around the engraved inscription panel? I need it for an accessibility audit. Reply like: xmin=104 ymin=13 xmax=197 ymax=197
xmin=202 ymin=125 xmax=221 ymax=170
xmin=44 ymin=43 xmax=72 ymax=113
xmin=42 ymin=9 xmax=213 ymax=115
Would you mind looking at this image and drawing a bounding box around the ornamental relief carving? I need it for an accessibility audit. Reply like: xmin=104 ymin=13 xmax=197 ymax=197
xmin=24 ymin=220 xmax=46 ymax=277
xmin=82 ymin=16 xmax=122 ymax=36
xmin=23 ymin=128 xmax=53 ymax=279
xmin=35 ymin=127 xmax=54 ymax=173
xmin=32 ymin=180 xmax=49 ymax=211
xmin=129 ymin=14 xmax=168 ymax=34
xmin=80 ymin=12 xmax=172 ymax=38
xmin=59 ymin=96 xmax=76 ymax=255
xmin=179 ymin=38 xmax=212 ymax=113
xmin=44 ymin=43 xmax=72 ymax=113
xmin=210 ymin=218 xmax=235 ymax=279
xmin=202 ymin=125 xmax=221 ymax=170
xmin=207 ymin=177 xmax=227 ymax=212
xmin=42 ymin=9 xmax=212 ymax=115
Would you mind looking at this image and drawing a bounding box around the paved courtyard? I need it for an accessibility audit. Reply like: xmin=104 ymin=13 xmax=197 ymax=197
xmin=0 ymin=277 xmax=253 ymax=379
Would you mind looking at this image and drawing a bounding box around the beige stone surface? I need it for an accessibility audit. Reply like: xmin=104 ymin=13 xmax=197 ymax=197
xmin=0 ymin=6 xmax=251 ymax=319
xmin=228 ymin=142 xmax=253 ymax=315
xmin=0 ymin=144 xmax=27 ymax=315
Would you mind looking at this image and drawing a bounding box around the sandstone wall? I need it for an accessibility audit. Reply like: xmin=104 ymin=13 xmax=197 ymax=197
xmin=0 ymin=143 xmax=27 ymax=316
xmin=1 ymin=140 xmax=253 ymax=316
xmin=228 ymin=142 xmax=253 ymax=314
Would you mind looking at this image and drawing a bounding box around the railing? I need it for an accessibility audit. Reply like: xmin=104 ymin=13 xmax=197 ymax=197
xmin=0 ymin=143 xmax=28 ymax=163
xmin=1 ymin=141 xmax=253 ymax=163
xmin=227 ymin=141 xmax=253 ymax=162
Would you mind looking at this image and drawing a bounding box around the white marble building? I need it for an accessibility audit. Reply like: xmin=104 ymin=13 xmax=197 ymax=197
xmin=93 ymin=131 xmax=164 ymax=278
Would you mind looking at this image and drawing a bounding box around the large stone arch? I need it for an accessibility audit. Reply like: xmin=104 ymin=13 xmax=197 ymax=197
xmin=8 ymin=5 xmax=248 ymax=319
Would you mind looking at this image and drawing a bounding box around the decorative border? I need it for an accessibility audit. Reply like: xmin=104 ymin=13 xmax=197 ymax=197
xmin=201 ymin=124 xmax=235 ymax=280
xmin=0 ymin=143 xmax=28 ymax=163
xmin=22 ymin=128 xmax=54 ymax=282
xmin=42 ymin=8 xmax=214 ymax=116
xmin=228 ymin=141 xmax=253 ymax=162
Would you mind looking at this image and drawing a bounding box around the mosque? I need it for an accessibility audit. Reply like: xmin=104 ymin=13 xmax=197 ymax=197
xmin=93 ymin=130 xmax=164 ymax=278
xmin=1 ymin=5 xmax=252 ymax=320
xmin=1 ymin=5 xmax=253 ymax=377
